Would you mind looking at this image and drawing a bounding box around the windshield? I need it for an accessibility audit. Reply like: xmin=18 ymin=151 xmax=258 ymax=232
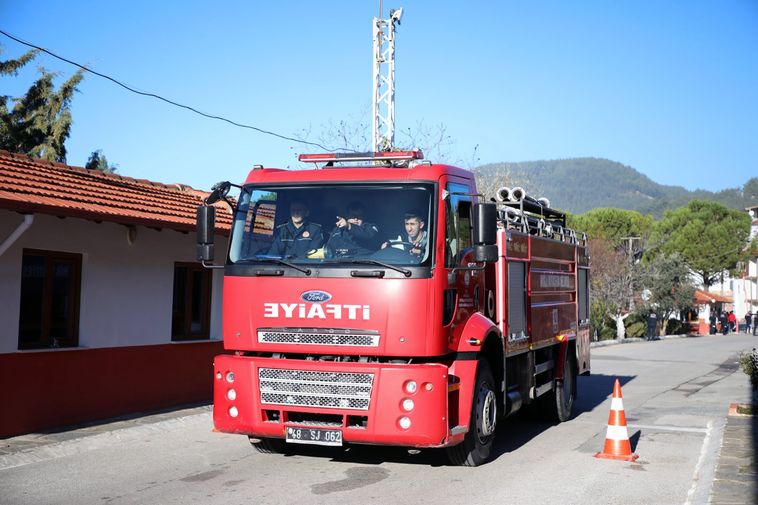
xmin=229 ymin=184 xmax=435 ymax=267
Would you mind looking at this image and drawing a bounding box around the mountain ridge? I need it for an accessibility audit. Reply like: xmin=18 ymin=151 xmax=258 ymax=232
xmin=473 ymin=157 xmax=757 ymax=217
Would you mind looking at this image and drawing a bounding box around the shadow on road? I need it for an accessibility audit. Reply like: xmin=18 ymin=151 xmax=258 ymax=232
xmin=629 ymin=430 xmax=641 ymax=452
xmin=574 ymin=373 xmax=636 ymax=416
xmin=486 ymin=373 xmax=636 ymax=463
xmin=269 ymin=373 xmax=637 ymax=467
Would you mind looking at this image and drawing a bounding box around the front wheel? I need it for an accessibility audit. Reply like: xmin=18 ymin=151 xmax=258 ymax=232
xmin=249 ymin=436 xmax=288 ymax=454
xmin=446 ymin=359 xmax=498 ymax=466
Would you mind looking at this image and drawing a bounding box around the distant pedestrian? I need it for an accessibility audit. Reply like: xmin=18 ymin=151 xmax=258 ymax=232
xmin=744 ymin=312 xmax=752 ymax=334
xmin=728 ymin=311 xmax=737 ymax=332
xmin=709 ymin=312 xmax=718 ymax=335
xmin=646 ymin=309 xmax=658 ymax=341
xmin=720 ymin=312 xmax=729 ymax=335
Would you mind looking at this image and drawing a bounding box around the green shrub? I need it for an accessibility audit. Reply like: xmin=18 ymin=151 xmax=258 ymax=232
xmin=599 ymin=326 xmax=617 ymax=341
xmin=625 ymin=312 xmax=645 ymax=328
xmin=738 ymin=349 xmax=758 ymax=389
xmin=626 ymin=321 xmax=646 ymax=338
xmin=665 ymin=319 xmax=687 ymax=335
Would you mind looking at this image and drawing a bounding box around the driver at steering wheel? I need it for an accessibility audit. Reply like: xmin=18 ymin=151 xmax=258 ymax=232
xmin=382 ymin=209 xmax=428 ymax=258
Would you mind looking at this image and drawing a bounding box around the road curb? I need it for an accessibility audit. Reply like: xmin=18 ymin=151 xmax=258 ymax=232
xmin=590 ymin=333 xmax=694 ymax=348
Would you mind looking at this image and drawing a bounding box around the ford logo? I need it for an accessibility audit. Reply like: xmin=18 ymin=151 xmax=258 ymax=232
xmin=301 ymin=290 xmax=332 ymax=304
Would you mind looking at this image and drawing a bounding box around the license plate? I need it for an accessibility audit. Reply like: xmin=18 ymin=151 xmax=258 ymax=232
xmin=285 ymin=426 xmax=343 ymax=446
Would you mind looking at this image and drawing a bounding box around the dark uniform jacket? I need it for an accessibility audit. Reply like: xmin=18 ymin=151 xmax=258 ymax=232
xmin=269 ymin=221 xmax=324 ymax=258
xmin=646 ymin=313 xmax=658 ymax=330
xmin=719 ymin=314 xmax=729 ymax=334
xmin=327 ymin=222 xmax=379 ymax=257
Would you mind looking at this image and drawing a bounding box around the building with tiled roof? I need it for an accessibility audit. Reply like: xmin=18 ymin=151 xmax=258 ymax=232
xmin=741 ymin=205 xmax=758 ymax=329
xmin=0 ymin=150 xmax=232 ymax=438
xmin=695 ymin=204 xmax=758 ymax=334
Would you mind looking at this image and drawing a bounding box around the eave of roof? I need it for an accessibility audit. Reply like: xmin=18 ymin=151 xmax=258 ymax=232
xmin=0 ymin=150 xmax=231 ymax=233
xmin=694 ymin=289 xmax=733 ymax=304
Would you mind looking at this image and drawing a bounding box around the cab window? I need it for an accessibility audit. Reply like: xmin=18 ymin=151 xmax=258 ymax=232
xmin=445 ymin=182 xmax=473 ymax=268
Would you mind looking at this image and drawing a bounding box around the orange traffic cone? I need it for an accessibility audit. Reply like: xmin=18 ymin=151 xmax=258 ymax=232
xmin=594 ymin=379 xmax=639 ymax=461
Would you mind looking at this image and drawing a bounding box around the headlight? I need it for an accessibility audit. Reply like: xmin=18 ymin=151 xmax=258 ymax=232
xmin=401 ymin=398 xmax=414 ymax=412
xmin=404 ymin=380 xmax=417 ymax=394
xmin=398 ymin=416 xmax=411 ymax=429
xmin=229 ymin=406 xmax=239 ymax=418
xmin=227 ymin=389 xmax=237 ymax=401
xmin=225 ymin=372 xmax=235 ymax=383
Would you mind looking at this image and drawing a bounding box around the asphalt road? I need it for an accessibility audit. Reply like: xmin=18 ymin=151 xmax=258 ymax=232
xmin=1 ymin=333 xmax=755 ymax=505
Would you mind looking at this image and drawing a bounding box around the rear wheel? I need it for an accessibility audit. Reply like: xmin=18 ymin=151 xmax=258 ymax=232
xmin=542 ymin=352 xmax=576 ymax=422
xmin=249 ymin=436 xmax=288 ymax=454
xmin=446 ymin=359 xmax=498 ymax=466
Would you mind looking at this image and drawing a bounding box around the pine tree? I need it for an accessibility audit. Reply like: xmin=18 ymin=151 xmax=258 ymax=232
xmin=1 ymin=47 xmax=83 ymax=163
xmin=85 ymin=149 xmax=118 ymax=173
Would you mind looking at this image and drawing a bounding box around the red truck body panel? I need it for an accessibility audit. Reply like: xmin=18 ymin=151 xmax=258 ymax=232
xmin=214 ymin=355 xmax=451 ymax=447
xmin=223 ymin=276 xmax=445 ymax=356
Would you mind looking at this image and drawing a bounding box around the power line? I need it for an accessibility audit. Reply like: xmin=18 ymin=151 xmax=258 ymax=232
xmin=0 ymin=28 xmax=343 ymax=153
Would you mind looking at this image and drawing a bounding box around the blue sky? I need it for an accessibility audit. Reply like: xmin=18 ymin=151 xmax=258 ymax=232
xmin=2 ymin=1 xmax=757 ymax=193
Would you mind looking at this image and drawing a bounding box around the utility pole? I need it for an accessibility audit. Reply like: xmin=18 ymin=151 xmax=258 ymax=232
xmin=372 ymin=7 xmax=402 ymax=152
xmin=622 ymin=236 xmax=641 ymax=311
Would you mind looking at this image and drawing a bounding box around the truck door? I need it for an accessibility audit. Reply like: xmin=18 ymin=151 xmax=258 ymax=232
xmin=443 ymin=181 xmax=481 ymax=331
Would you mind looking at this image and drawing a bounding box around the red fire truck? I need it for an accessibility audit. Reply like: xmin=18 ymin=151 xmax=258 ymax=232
xmin=196 ymin=151 xmax=590 ymax=466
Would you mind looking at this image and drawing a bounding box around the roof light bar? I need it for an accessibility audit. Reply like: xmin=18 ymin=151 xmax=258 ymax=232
xmin=298 ymin=151 xmax=424 ymax=163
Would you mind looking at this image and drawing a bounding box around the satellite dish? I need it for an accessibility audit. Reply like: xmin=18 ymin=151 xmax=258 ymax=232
xmin=641 ymin=289 xmax=652 ymax=301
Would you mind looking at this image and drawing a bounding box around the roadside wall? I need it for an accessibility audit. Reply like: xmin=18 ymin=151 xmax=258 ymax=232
xmin=0 ymin=210 xmax=227 ymax=437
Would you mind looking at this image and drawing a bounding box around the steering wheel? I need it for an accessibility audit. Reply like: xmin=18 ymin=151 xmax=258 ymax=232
xmin=372 ymin=241 xmax=423 ymax=263
xmin=384 ymin=240 xmax=416 ymax=248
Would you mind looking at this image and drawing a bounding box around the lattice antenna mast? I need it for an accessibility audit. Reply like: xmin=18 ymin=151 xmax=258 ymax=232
xmin=372 ymin=8 xmax=402 ymax=152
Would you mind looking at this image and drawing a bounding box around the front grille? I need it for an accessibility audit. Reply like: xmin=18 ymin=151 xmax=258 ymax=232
xmin=258 ymin=328 xmax=380 ymax=347
xmin=258 ymin=368 xmax=374 ymax=410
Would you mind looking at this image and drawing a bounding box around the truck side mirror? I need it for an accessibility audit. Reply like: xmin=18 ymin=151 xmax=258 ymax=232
xmin=473 ymin=203 xmax=498 ymax=263
xmin=474 ymin=244 xmax=498 ymax=263
xmin=196 ymin=205 xmax=216 ymax=262
xmin=473 ymin=203 xmax=497 ymax=245
xmin=205 ymin=181 xmax=231 ymax=205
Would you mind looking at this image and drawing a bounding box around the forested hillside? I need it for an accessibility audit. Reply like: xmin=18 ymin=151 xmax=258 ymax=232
xmin=473 ymin=158 xmax=758 ymax=217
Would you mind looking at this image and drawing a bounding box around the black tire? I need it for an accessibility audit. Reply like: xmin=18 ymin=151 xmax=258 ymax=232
xmin=249 ymin=436 xmax=288 ymax=454
xmin=446 ymin=359 xmax=498 ymax=466
xmin=542 ymin=352 xmax=576 ymax=422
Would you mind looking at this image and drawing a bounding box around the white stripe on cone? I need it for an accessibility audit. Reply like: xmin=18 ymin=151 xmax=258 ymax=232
xmin=610 ymin=397 xmax=624 ymax=411
xmin=605 ymin=424 xmax=630 ymax=441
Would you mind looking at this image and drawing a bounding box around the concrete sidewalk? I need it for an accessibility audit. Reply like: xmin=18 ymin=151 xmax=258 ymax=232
xmin=711 ymin=408 xmax=757 ymax=504
xmin=0 ymin=403 xmax=212 ymax=470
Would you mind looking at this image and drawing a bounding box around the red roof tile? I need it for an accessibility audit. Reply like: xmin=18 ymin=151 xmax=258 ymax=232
xmin=0 ymin=150 xmax=231 ymax=233
xmin=694 ymin=289 xmax=733 ymax=304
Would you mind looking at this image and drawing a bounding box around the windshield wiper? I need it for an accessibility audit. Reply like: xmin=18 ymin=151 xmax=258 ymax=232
xmin=253 ymin=257 xmax=311 ymax=275
xmin=332 ymin=259 xmax=412 ymax=277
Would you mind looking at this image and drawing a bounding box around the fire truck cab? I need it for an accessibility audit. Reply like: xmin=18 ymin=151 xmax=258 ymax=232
xmin=197 ymin=151 xmax=590 ymax=466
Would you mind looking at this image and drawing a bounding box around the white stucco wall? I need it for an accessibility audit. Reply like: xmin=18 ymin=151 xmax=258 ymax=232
xmin=0 ymin=210 xmax=227 ymax=354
